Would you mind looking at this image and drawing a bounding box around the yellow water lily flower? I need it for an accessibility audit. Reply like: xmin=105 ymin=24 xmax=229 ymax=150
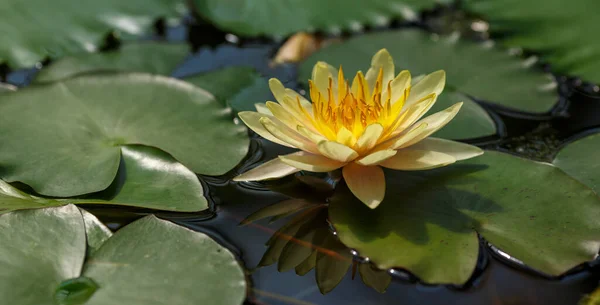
xmin=234 ymin=49 xmax=483 ymax=209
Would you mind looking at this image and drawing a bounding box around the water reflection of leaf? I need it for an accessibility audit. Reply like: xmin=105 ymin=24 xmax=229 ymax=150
xmin=242 ymin=175 xmax=392 ymax=294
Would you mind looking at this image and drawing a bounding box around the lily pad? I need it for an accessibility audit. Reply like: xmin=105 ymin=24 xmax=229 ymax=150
xmin=191 ymin=0 xmax=446 ymax=37
xmin=299 ymin=29 xmax=557 ymax=117
xmin=0 ymin=205 xmax=247 ymax=305
xmin=329 ymin=151 xmax=600 ymax=284
xmin=83 ymin=215 xmax=246 ymax=305
xmin=0 ymin=0 xmax=185 ymax=69
xmin=69 ymin=145 xmax=208 ymax=212
xmin=183 ymin=66 xmax=272 ymax=113
xmin=464 ymin=0 xmax=600 ymax=84
xmin=0 ymin=73 xmax=249 ymax=197
xmin=429 ymin=91 xmax=496 ymax=140
xmin=35 ymin=43 xmax=189 ymax=83
xmin=0 ymin=205 xmax=86 ymax=305
xmin=0 ymin=180 xmax=64 ymax=214
xmin=553 ymin=132 xmax=600 ymax=192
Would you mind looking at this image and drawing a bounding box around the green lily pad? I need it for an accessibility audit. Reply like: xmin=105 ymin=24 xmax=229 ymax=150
xmin=191 ymin=0 xmax=447 ymax=37
xmin=0 ymin=0 xmax=185 ymax=69
xmin=429 ymin=91 xmax=496 ymax=140
xmin=69 ymin=145 xmax=208 ymax=212
xmin=0 ymin=205 xmax=86 ymax=305
xmin=0 ymin=205 xmax=247 ymax=305
xmin=553 ymin=132 xmax=600 ymax=192
xmin=299 ymin=29 xmax=557 ymax=118
xmin=0 ymin=180 xmax=64 ymax=214
xmin=83 ymin=215 xmax=246 ymax=305
xmin=464 ymin=0 xmax=600 ymax=84
xmin=80 ymin=209 xmax=112 ymax=256
xmin=0 ymin=73 xmax=249 ymax=197
xmin=183 ymin=66 xmax=272 ymax=113
xmin=329 ymin=151 xmax=600 ymax=284
xmin=35 ymin=43 xmax=189 ymax=83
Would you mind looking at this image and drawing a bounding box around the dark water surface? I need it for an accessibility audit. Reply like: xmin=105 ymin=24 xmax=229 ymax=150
xmin=4 ymin=10 xmax=600 ymax=305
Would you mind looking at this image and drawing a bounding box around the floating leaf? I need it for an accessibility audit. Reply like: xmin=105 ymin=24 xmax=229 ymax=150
xmin=0 ymin=180 xmax=64 ymax=214
xmin=581 ymin=286 xmax=600 ymax=305
xmin=70 ymin=145 xmax=208 ymax=212
xmin=0 ymin=73 xmax=248 ymax=197
xmin=0 ymin=0 xmax=185 ymax=68
xmin=299 ymin=29 xmax=557 ymax=119
xmin=553 ymin=132 xmax=600 ymax=192
xmin=80 ymin=210 xmax=112 ymax=256
xmin=83 ymin=215 xmax=246 ymax=305
xmin=35 ymin=43 xmax=189 ymax=83
xmin=191 ymin=0 xmax=446 ymax=37
xmin=464 ymin=0 xmax=600 ymax=84
xmin=0 ymin=206 xmax=247 ymax=305
xmin=0 ymin=205 xmax=86 ymax=304
xmin=183 ymin=66 xmax=272 ymax=113
xmin=329 ymin=151 xmax=600 ymax=284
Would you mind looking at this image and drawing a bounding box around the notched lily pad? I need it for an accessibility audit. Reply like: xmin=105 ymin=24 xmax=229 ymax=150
xmin=329 ymin=151 xmax=600 ymax=284
xmin=0 ymin=205 xmax=247 ymax=305
xmin=0 ymin=0 xmax=185 ymax=68
xmin=299 ymin=29 xmax=557 ymax=121
xmin=35 ymin=42 xmax=190 ymax=83
xmin=0 ymin=73 xmax=249 ymax=198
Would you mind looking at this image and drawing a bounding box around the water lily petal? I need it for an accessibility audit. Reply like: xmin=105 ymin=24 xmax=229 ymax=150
xmin=269 ymin=78 xmax=287 ymax=104
xmin=407 ymin=137 xmax=483 ymax=161
xmin=374 ymin=122 xmax=428 ymax=151
xmin=388 ymin=70 xmax=411 ymax=105
xmin=255 ymin=103 xmax=273 ymax=115
xmin=266 ymin=101 xmax=301 ymax=129
xmin=399 ymin=102 xmax=463 ymax=148
xmin=356 ymin=149 xmax=397 ymax=166
xmin=312 ymin=61 xmax=338 ymax=98
xmin=297 ymin=125 xmax=327 ymax=143
xmin=336 ymin=127 xmax=357 ymax=147
xmin=284 ymin=88 xmax=313 ymax=115
xmin=260 ymin=117 xmax=319 ymax=153
xmin=379 ymin=150 xmax=456 ymax=170
xmin=365 ymin=49 xmax=395 ymax=92
xmin=239 ymin=112 xmax=295 ymax=147
xmin=234 ymin=158 xmax=300 ymax=181
xmin=279 ymin=151 xmax=345 ymax=172
xmin=342 ymin=163 xmax=385 ymax=209
xmin=386 ymin=94 xmax=436 ymax=138
xmin=317 ymin=141 xmax=359 ymax=162
xmin=356 ymin=123 xmax=383 ymax=152
xmin=404 ymin=70 xmax=445 ymax=109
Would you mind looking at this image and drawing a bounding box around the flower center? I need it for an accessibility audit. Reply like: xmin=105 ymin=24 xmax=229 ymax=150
xmin=306 ymin=67 xmax=409 ymax=142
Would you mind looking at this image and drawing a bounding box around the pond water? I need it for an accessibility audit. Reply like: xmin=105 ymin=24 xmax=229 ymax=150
xmin=4 ymin=8 xmax=600 ymax=305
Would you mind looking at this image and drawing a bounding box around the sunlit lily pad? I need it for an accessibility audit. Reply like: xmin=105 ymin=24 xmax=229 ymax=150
xmin=0 ymin=205 xmax=247 ymax=305
xmin=0 ymin=73 xmax=249 ymax=197
xmin=299 ymin=30 xmax=557 ymax=119
xmin=191 ymin=0 xmax=446 ymax=37
xmin=34 ymin=43 xmax=189 ymax=83
xmin=0 ymin=180 xmax=64 ymax=214
xmin=0 ymin=0 xmax=185 ymax=69
xmin=553 ymin=132 xmax=600 ymax=192
xmin=464 ymin=0 xmax=600 ymax=84
xmin=329 ymin=151 xmax=600 ymax=284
